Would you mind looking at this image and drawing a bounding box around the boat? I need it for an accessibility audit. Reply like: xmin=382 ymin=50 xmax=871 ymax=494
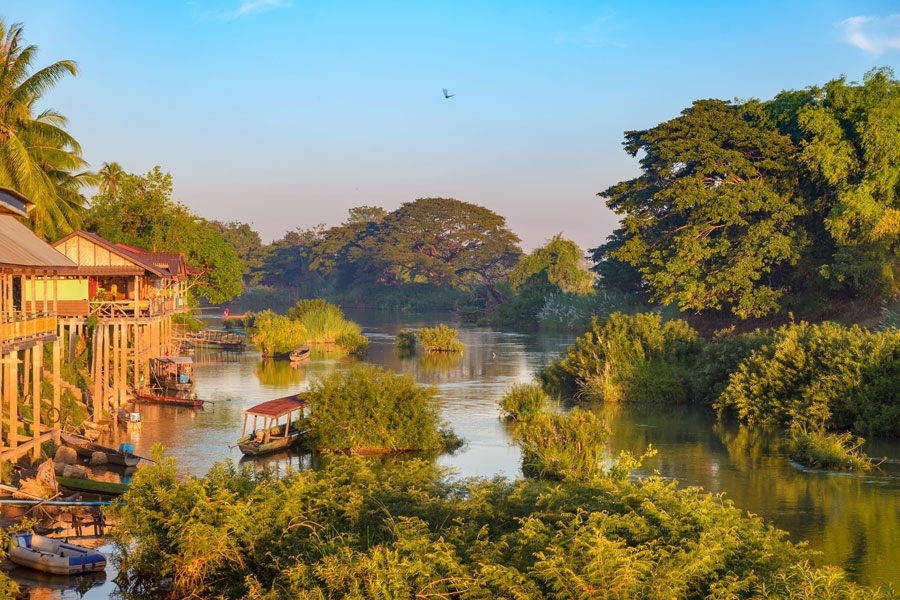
xmin=191 ymin=329 xmax=247 ymax=351
xmin=56 ymin=476 xmax=129 ymax=497
xmin=60 ymin=433 xmax=142 ymax=468
xmin=289 ymin=345 xmax=311 ymax=363
xmin=147 ymin=356 xmax=196 ymax=396
xmin=8 ymin=532 xmax=106 ymax=575
xmin=236 ymin=394 xmax=307 ymax=457
xmin=133 ymin=387 xmax=204 ymax=408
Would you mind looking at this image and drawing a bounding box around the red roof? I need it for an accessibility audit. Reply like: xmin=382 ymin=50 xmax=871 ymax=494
xmin=245 ymin=394 xmax=306 ymax=417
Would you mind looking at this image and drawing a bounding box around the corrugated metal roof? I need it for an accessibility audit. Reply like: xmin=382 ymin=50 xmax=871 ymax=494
xmin=0 ymin=216 xmax=78 ymax=269
xmin=245 ymin=394 xmax=306 ymax=418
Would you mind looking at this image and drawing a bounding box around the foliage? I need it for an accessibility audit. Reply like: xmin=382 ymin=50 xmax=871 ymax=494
xmin=417 ymin=323 xmax=465 ymax=353
xmin=538 ymin=312 xmax=701 ymax=403
xmin=84 ymin=166 xmax=243 ymax=303
xmin=250 ymin=309 xmax=307 ymax=356
xmin=599 ymin=67 xmax=900 ymax=320
xmin=498 ymin=381 xmax=548 ymax=422
xmin=0 ymin=19 xmax=94 ymax=241
xmin=286 ymin=298 xmax=368 ymax=352
xmin=789 ymin=426 xmax=875 ymax=471
xmin=304 ymin=365 xmax=452 ymax=453
xmin=209 ymin=219 xmax=269 ymax=286
xmin=508 ymin=234 xmax=594 ymax=295
xmin=394 ymin=329 xmax=417 ymax=353
xmin=714 ymin=321 xmax=900 ymax=436
xmin=108 ymin=452 xmax=893 ymax=599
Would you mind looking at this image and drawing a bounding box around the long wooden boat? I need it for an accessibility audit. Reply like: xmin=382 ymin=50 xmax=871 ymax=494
xmin=236 ymin=394 xmax=307 ymax=457
xmin=8 ymin=533 xmax=106 ymax=575
xmin=56 ymin=476 xmax=129 ymax=497
xmin=60 ymin=433 xmax=141 ymax=468
xmin=133 ymin=387 xmax=204 ymax=408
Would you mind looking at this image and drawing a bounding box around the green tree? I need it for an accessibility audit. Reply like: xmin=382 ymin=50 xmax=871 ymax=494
xmin=364 ymin=197 xmax=522 ymax=304
xmin=0 ymin=20 xmax=90 ymax=240
xmin=85 ymin=167 xmax=243 ymax=303
xmin=210 ymin=220 xmax=269 ymax=286
xmin=602 ymin=98 xmax=804 ymax=318
xmin=798 ymin=67 xmax=900 ymax=300
xmin=508 ymin=233 xmax=594 ymax=295
xmin=97 ymin=161 xmax=125 ymax=193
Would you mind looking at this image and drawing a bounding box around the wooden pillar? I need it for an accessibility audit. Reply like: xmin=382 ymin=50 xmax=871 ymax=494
xmin=53 ymin=339 xmax=61 ymax=445
xmin=8 ymin=352 xmax=18 ymax=450
xmin=31 ymin=344 xmax=40 ymax=460
xmin=92 ymin=325 xmax=102 ymax=418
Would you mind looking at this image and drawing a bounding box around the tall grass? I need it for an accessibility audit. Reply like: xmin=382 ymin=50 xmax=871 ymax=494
xmin=250 ymin=310 xmax=307 ymax=356
xmin=498 ymin=382 xmax=549 ymax=422
xmin=789 ymin=426 xmax=876 ymax=471
xmin=286 ymin=299 xmax=368 ymax=353
xmin=417 ymin=324 xmax=465 ymax=353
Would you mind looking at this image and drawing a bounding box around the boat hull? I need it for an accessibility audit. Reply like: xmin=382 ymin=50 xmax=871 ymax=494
xmin=9 ymin=533 xmax=106 ymax=575
xmin=60 ymin=433 xmax=141 ymax=468
xmin=238 ymin=431 xmax=304 ymax=456
xmin=134 ymin=389 xmax=203 ymax=408
xmin=56 ymin=476 xmax=129 ymax=497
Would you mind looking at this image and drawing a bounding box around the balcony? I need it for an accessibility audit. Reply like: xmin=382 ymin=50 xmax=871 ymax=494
xmin=0 ymin=311 xmax=57 ymax=353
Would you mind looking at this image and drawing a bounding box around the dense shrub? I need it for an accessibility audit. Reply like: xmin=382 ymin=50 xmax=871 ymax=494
xmin=498 ymin=381 xmax=549 ymax=422
xmin=250 ymin=309 xmax=307 ymax=356
xmin=715 ymin=321 xmax=900 ymax=436
xmin=538 ymin=312 xmax=701 ymax=403
xmin=108 ymin=453 xmax=892 ymax=599
xmin=304 ymin=365 xmax=454 ymax=453
xmin=417 ymin=323 xmax=465 ymax=353
xmin=394 ymin=329 xmax=417 ymax=354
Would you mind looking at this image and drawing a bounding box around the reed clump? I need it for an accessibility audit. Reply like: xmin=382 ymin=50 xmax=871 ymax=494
xmin=498 ymin=382 xmax=548 ymax=422
xmin=286 ymin=299 xmax=368 ymax=353
xmin=417 ymin=324 xmax=465 ymax=353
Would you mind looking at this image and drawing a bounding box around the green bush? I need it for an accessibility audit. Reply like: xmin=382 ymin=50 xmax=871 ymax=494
xmin=394 ymin=329 xmax=417 ymax=354
xmin=498 ymin=381 xmax=548 ymax=422
xmin=250 ymin=309 xmax=307 ymax=356
xmin=108 ymin=453 xmax=892 ymax=599
xmin=417 ymin=323 xmax=465 ymax=353
xmin=304 ymin=365 xmax=453 ymax=453
xmin=287 ymin=299 xmax=368 ymax=352
xmin=789 ymin=426 xmax=876 ymax=471
xmin=538 ymin=312 xmax=701 ymax=403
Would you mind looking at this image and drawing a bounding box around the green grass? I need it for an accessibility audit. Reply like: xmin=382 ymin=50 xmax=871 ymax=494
xmin=789 ymin=426 xmax=877 ymax=471
xmin=498 ymin=382 xmax=549 ymax=422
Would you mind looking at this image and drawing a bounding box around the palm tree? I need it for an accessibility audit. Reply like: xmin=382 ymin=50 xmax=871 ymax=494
xmin=98 ymin=161 xmax=125 ymax=193
xmin=0 ymin=20 xmax=88 ymax=239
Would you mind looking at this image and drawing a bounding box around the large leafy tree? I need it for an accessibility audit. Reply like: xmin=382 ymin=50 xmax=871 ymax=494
xmin=85 ymin=166 xmax=242 ymax=303
xmin=0 ymin=20 xmax=91 ymax=240
xmin=363 ymin=197 xmax=522 ymax=303
xmin=797 ymin=67 xmax=900 ymax=299
xmin=508 ymin=234 xmax=594 ymax=295
xmin=602 ymin=98 xmax=804 ymax=318
xmin=209 ymin=220 xmax=269 ymax=286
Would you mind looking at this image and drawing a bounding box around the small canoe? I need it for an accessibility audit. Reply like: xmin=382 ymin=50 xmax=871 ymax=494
xmin=8 ymin=533 xmax=106 ymax=575
xmin=60 ymin=433 xmax=141 ymax=468
xmin=289 ymin=345 xmax=311 ymax=363
xmin=56 ymin=476 xmax=129 ymax=497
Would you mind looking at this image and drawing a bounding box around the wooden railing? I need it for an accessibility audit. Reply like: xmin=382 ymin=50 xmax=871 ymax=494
xmin=91 ymin=297 xmax=180 ymax=318
xmin=0 ymin=311 xmax=56 ymax=342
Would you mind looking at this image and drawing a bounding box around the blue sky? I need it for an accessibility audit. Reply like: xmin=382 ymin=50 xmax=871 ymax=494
xmin=5 ymin=1 xmax=900 ymax=251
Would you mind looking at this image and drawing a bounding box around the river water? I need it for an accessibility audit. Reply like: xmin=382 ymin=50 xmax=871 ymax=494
xmin=14 ymin=311 xmax=900 ymax=598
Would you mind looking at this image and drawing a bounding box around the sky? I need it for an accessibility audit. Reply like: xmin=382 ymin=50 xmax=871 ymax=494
xmin=4 ymin=1 xmax=900 ymax=252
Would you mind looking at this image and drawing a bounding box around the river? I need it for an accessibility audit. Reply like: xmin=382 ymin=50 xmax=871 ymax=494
xmin=13 ymin=311 xmax=900 ymax=597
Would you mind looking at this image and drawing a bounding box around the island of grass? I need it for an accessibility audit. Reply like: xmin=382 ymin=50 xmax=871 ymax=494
xmin=250 ymin=299 xmax=369 ymax=358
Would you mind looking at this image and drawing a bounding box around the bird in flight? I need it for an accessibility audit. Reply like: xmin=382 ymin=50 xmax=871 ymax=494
xmin=442 ymin=88 xmax=455 ymax=99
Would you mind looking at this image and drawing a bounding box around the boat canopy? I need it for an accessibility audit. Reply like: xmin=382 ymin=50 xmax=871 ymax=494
xmin=245 ymin=394 xmax=306 ymax=418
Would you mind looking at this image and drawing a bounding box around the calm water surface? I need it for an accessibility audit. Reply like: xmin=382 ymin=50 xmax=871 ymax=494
xmin=17 ymin=311 xmax=900 ymax=597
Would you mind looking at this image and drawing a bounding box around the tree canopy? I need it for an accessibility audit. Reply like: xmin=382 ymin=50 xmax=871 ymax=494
xmin=85 ymin=166 xmax=243 ymax=304
xmin=0 ymin=19 xmax=94 ymax=240
xmin=599 ymin=67 xmax=900 ymax=319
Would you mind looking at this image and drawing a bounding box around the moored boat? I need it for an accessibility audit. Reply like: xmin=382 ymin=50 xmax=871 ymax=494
xmin=236 ymin=394 xmax=307 ymax=457
xmin=56 ymin=476 xmax=129 ymax=497
xmin=133 ymin=387 xmax=204 ymax=408
xmin=8 ymin=533 xmax=106 ymax=575
xmin=60 ymin=433 xmax=141 ymax=468
xmin=289 ymin=344 xmax=311 ymax=363
xmin=148 ymin=356 xmax=196 ymax=396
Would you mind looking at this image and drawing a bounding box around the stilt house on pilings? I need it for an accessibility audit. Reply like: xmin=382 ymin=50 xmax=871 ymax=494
xmin=51 ymin=231 xmax=191 ymax=417
xmin=0 ymin=187 xmax=76 ymax=468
